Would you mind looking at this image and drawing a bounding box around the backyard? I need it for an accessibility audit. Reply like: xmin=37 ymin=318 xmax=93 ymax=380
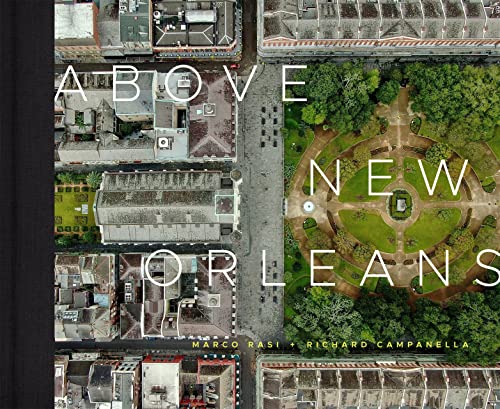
xmin=54 ymin=185 xmax=97 ymax=235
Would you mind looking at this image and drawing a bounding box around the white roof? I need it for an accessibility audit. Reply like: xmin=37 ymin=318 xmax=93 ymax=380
xmin=55 ymin=3 xmax=95 ymax=40
xmin=185 ymin=9 xmax=217 ymax=24
xmin=142 ymin=362 xmax=180 ymax=409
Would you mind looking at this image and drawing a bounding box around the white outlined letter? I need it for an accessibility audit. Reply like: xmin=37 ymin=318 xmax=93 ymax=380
xmin=418 ymin=159 xmax=467 ymax=196
xmin=360 ymin=250 xmax=394 ymax=286
xmin=208 ymin=250 xmax=236 ymax=287
xmin=419 ymin=250 xmax=448 ymax=287
xmin=165 ymin=64 xmax=202 ymax=102
xmin=368 ymin=159 xmax=393 ymax=196
xmin=262 ymin=250 xmax=285 ymax=287
xmin=54 ymin=65 xmax=87 ymax=102
xmin=310 ymin=160 xmax=340 ymax=196
xmin=113 ymin=65 xmax=140 ymax=102
xmin=143 ymin=249 xmax=182 ymax=287
xmin=475 ymin=249 xmax=500 ymax=287
xmin=224 ymin=65 xmax=258 ymax=102
xmin=282 ymin=65 xmax=307 ymax=102
xmin=310 ymin=250 xmax=336 ymax=287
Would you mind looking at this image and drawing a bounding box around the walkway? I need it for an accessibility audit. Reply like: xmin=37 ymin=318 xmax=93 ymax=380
xmin=285 ymin=88 xmax=499 ymax=301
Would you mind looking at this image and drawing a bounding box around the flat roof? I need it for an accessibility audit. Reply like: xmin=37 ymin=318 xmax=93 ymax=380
xmin=55 ymin=3 xmax=96 ymax=42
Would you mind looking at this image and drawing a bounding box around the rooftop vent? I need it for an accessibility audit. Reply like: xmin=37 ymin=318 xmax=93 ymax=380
xmin=177 ymin=79 xmax=191 ymax=88
xmin=207 ymin=294 xmax=221 ymax=307
xmin=203 ymin=103 xmax=216 ymax=117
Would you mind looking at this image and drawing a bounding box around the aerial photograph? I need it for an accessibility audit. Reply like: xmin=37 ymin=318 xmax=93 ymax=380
xmin=53 ymin=0 xmax=499 ymax=408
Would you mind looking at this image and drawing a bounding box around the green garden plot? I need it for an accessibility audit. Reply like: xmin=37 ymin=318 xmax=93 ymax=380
xmin=404 ymin=157 xmax=461 ymax=201
xmin=404 ymin=208 xmax=461 ymax=253
xmin=54 ymin=187 xmax=97 ymax=234
xmin=339 ymin=210 xmax=397 ymax=253
xmin=339 ymin=162 xmax=396 ymax=202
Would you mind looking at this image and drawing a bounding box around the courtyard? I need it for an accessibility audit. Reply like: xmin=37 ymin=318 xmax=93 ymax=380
xmin=284 ymin=87 xmax=499 ymax=301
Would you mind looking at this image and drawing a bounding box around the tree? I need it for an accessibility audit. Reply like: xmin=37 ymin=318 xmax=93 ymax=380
xmin=353 ymin=244 xmax=373 ymax=263
xmin=435 ymin=243 xmax=454 ymax=263
xmin=448 ymin=228 xmax=474 ymax=254
xmin=285 ymin=288 xmax=364 ymax=357
xmin=411 ymin=298 xmax=451 ymax=342
xmin=340 ymin=159 xmax=357 ymax=181
xmin=306 ymin=229 xmax=332 ymax=251
xmin=57 ymin=172 xmax=75 ymax=185
xmin=437 ymin=208 xmax=453 ymax=221
xmin=86 ymin=171 xmax=102 ymax=189
xmin=333 ymin=229 xmax=354 ymax=254
xmin=448 ymin=157 xmax=468 ymax=179
xmin=353 ymin=145 xmax=371 ymax=168
xmin=320 ymin=252 xmax=342 ymax=270
xmin=56 ymin=235 xmax=73 ymax=247
xmin=376 ymin=80 xmax=400 ymax=105
xmin=354 ymin=282 xmax=411 ymax=342
xmin=301 ymin=103 xmax=326 ymax=125
xmin=360 ymin=117 xmax=381 ymax=138
xmin=425 ymin=143 xmax=452 ymax=166
xmin=292 ymin=62 xmax=380 ymax=133
xmin=447 ymin=292 xmax=500 ymax=365
xmin=82 ymin=231 xmax=96 ymax=244
xmin=406 ymin=63 xmax=499 ymax=142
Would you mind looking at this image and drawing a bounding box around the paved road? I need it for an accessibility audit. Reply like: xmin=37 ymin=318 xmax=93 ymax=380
xmin=233 ymin=64 xmax=286 ymax=343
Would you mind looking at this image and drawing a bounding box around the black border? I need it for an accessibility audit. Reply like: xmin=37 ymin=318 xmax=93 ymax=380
xmin=0 ymin=1 xmax=54 ymax=408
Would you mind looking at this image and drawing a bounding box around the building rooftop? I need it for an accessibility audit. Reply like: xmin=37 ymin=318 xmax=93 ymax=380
xmin=54 ymin=254 xmax=117 ymax=341
xmin=152 ymin=0 xmax=235 ymax=48
xmin=119 ymin=252 xmax=236 ymax=339
xmin=260 ymin=0 xmax=500 ymax=48
xmin=119 ymin=0 xmax=152 ymax=44
xmin=95 ymin=170 xmax=237 ymax=243
xmin=55 ymin=2 xmax=97 ymax=44
xmin=258 ymin=358 xmax=500 ymax=409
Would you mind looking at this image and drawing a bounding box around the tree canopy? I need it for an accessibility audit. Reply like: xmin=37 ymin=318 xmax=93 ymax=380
xmin=285 ymin=282 xmax=499 ymax=364
xmin=406 ymin=63 xmax=500 ymax=142
xmin=291 ymin=62 xmax=380 ymax=134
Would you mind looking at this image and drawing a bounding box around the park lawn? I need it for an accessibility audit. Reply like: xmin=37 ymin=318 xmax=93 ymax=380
xmin=404 ymin=157 xmax=460 ymax=201
xmin=421 ymin=273 xmax=447 ymax=293
xmin=421 ymin=224 xmax=496 ymax=293
xmin=336 ymin=258 xmax=378 ymax=292
xmin=339 ymin=162 xmax=396 ymax=202
xmin=284 ymin=224 xmax=311 ymax=296
xmin=339 ymin=210 xmax=396 ymax=253
xmin=404 ymin=208 xmax=461 ymax=252
xmin=487 ymin=133 xmax=500 ymax=161
xmin=284 ymin=127 xmax=315 ymax=169
xmin=55 ymin=187 xmax=96 ymax=232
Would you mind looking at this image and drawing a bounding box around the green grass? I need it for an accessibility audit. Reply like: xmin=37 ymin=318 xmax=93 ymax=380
xmin=284 ymin=127 xmax=315 ymax=168
xmin=403 ymin=157 xmax=461 ymax=201
xmin=421 ymin=224 xmax=496 ymax=293
xmin=404 ymin=208 xmax=461 ymax=252
xmin=303 ymin=132 xmax=370 ymax=193
xmin=339 ymin=210 xmax=397 ymax=253
xmin=421 ymin=274 xmax=447 ymax=293
xmin=54 ymin=187 xmax=96 ymax=232
xmin=336 ymin=258 xmax=379 ymax=292
xmin=339 ymin=162 xmax=396 ymax=202
xmin=487 ymin=133 xmax=500 ymax=160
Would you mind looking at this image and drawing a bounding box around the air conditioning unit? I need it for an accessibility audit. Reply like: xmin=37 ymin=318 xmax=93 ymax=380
xmin=158 ymin=137 xmax=171 ymax=149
